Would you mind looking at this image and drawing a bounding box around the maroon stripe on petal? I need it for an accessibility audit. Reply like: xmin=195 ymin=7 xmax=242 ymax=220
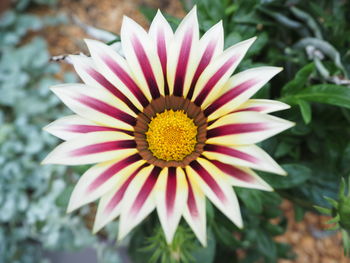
xmin=130 ymin=166 xmax=161 ymax=216
xmin=186 ymin=175 xmax=199 ymax=218
xmin=207 ymin=123 xmax=267 ymax=138
xmin=173 ymin=30 xmax=193 ymax=97
xmin=87 ymin=154 xmax=142 ymax=192
xmin=234 ymin=106 xmax=265 ymax=113
xmin=66 ymin=125 xmax=134 ymax=136
xmin=190 ymin=160 xmax=227 ymax=203
xmin=210 ymin=159 xmax=254 ymax=182
xmin=204 ymin=79 xmax=257 ymax=116
xmin=77 ymin=95 xmax=136 ymax=126
xmin=70 ymin=140 xmax=136 ymax=157
xmin=166 ymin=167 xmax=177 ymax=217
xmin=187 ymin=41 xmax=215 ymax=100
xmin=104 ymin=163 xmax=148 ymax=213
xmin=194 ymin=55 xmax=238 ymax=106
xmin=103 ymin=56 xmax=149 ymax=107
xmin=86 ymin=67 xmax=140 ymax=114
xmin=131 ymin=35 xmax=161 ymax=99
xmin=204 ymin=144 xmax=259 ymax=164
xmin=156 ymin=30 xmax=169 ymax=95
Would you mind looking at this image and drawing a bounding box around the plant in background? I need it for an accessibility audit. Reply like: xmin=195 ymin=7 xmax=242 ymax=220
xmin=43 ymin=6 xmax=293 ymax=247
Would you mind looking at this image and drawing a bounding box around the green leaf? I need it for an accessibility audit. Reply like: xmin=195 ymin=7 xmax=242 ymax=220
xmin=260 ymin=164 xmax=312 ymax=189
xmin=284 ymin=84 xmax=350 ymax=109
xmin=282 ymin=63 xmax=315 ymax=95
xmin=298 ymin=100 xmax=312 ymax=124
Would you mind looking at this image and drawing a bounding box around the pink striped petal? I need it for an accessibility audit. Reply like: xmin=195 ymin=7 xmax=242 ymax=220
xmin=203 ymin=144 xmax=286 ymax=175
xmin=207 ymin=111 xmax=294 ymax=145
xmin=70 ymin=55 xmax=141 ymax=113
xmin=85 ymin=39 xmax=150 ymax=105
xmin=192 ymin=37 xmax=256 ymax=108
xmin=121 ymin=16 xmax=164 ymax=99
xmin=167 ymin=6 xmax=199 ymax=97
xmin=44 ymin=115 xmax=131 ymax=141
xmin=50 ymin=84 xmax=136 ymax=130
xmin=42 ymin=131 xmax=137 ymax=165
xmin=186 ymin=21 xmax=224 ymax=99
xmin=209 ymin=159 xmax=272 ymax=191
xmin=183 ymin=170 xmax=207 ymax=246
xmin=204 ymin=67 xmax=282 ymax=121
xmin=149 ymin=10 xmax=174 ymax=95
xmin=118 ymin=166 xmax=162 ymax=241
xmin=156 ymin=167 xmax=188 ymax=243
xmin=67 ymin=155 xmax=144 ymax=213
xmin=233 ymin=99 xmax=291 ymax=114
xmin=187 ymin=158 xmax=243 ymax=228
xmin=92 ymin=162 xmax=148 ymax=233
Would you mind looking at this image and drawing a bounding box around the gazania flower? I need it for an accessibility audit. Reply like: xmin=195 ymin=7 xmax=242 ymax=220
xmin=43 ymin=7 xmax=293 ymax=245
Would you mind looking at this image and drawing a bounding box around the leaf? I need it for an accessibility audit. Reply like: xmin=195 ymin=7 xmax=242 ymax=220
xmin=235 ymin=188 xmax=263 ymax=214
xmin=298 ymin=100 xmax=312 ymax=124
xmin=282 ymin=63 xmax=315 ymax=95
xmin=260 ymin=164 xmax=312 ymax=189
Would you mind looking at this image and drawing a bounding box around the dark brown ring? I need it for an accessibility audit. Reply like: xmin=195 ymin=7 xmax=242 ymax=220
xmin=134 ymin=95 xmax=207 ymax=168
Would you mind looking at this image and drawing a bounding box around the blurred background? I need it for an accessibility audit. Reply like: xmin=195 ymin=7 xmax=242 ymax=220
xmin=1 ymin=0 xmax=350 ymax=263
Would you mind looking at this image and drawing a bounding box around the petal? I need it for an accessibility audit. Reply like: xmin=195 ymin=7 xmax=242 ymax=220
xmin=118 ymin=166 xmax=162 ymax=241
xmin=85 ymin=39 xmax=150 ymax=106
xmin=209 ymin=159 xmax=272 ymax=191
xmin=187 ymin=158 xmax=243 ymax=228
xmin=70 ymin=55 xmax=141 ymax=113
xmin=156 ymin=167 xmax=188 ymax=244
xmin=207 ymin=111 xmax=294 ymax=145
xmin=42 ymin=131 xmax=137 ymax=165
xmin=92 ymin=162 xmax=148 ymax=233
xmin=183 ymin=170 xmax=207 ymax=246
xmin=203 ymin=144 xmax=286 ymax=175
xmin=233 ymin=99 xmax=291 ymax=114
xmin=167 ymin=6 xmax=199 ymax=97
xmin=186 ymin=21 xmax=224 ymax=99
xmin=121 ymin=16 xmax=164 ymax=99
xmin=204 ymin=67 xmax=282 ymax=120
xmin=44 ymin=115 xmax=131 ymax=141
xmin=67 ymin=155 xmax=143 ymax=213
xmin=149 ymin=10 xmax=174 ymax=95
xmin=51 ymin=84 xmax=136 ymax=130
xmin=192 ymin=37 xmax=256 ymax=108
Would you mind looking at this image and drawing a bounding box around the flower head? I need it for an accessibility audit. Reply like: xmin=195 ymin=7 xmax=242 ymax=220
xmin=43 ymin=7 xmax=294 ymax=245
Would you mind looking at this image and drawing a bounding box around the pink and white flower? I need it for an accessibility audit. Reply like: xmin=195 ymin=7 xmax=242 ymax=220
xmin=43 ymin=7 xmax=294 ymax=245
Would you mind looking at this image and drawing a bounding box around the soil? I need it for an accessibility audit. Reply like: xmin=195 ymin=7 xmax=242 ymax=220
xmin=28 ymin=0 xmax=348 ymax=262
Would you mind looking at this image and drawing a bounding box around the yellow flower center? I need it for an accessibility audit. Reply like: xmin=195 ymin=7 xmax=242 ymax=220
xmin=146 ymin=110 xmax=198 ymax=161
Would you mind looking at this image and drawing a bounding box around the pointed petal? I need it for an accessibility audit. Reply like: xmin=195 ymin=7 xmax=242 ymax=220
xmin=92 ymin=162 xmax=148 ymax=233
xmin=42 ymin=131 xmax=137 ymax=165
xmin=209 ymin=159 xmax=272 ymax=191
xmin=149 ymin=10 xmax=174 ymax=95
xmin=207 ymin=111 xmax=294 ymax=145
xmin=167 ymin=6 xmax=199 ymax=96
xmin=186 ymin=21 xmax=224 ymax=99
xmin=51 ymin=84 xmax=137 ymax=130
xmin=233 ymin=99 xmax=291 ymax=114
xmin=156 ymin=167 xmax=188 ymax=244
xmin=192 ymin=37 xmax=256 ymax=108
xmin=118 ymin=166 xmax=162 ymax=241
xmin=121 ymin=16 xmax=164 ymax=99
xmin=187 ymin=158 xmax=243 ymax=228
xmin=204 ymin=67 xmax=282 ymax=120
xmin=43 ymin=115 xmax=131 ymax=141
xmin=203 ymin=144 xmax=286 ymax=175
xmin=70 ymin=55 xmax=141 ymax=113
xmin=67 ymin=154 xmax=143 ymax=213
xmin=183 ymin=170 xmax=207 ymax=246
xmin=85 ymin=39 xmax=150 ymax=106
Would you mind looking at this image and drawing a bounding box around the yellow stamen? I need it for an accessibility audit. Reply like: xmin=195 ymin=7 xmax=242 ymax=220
xmin=146 ymin=110 xmax=198 ymax=161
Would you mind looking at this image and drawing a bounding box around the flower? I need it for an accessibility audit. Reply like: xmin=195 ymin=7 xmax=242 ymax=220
xmin=43 ymin=7 xmax=294 ymax=245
